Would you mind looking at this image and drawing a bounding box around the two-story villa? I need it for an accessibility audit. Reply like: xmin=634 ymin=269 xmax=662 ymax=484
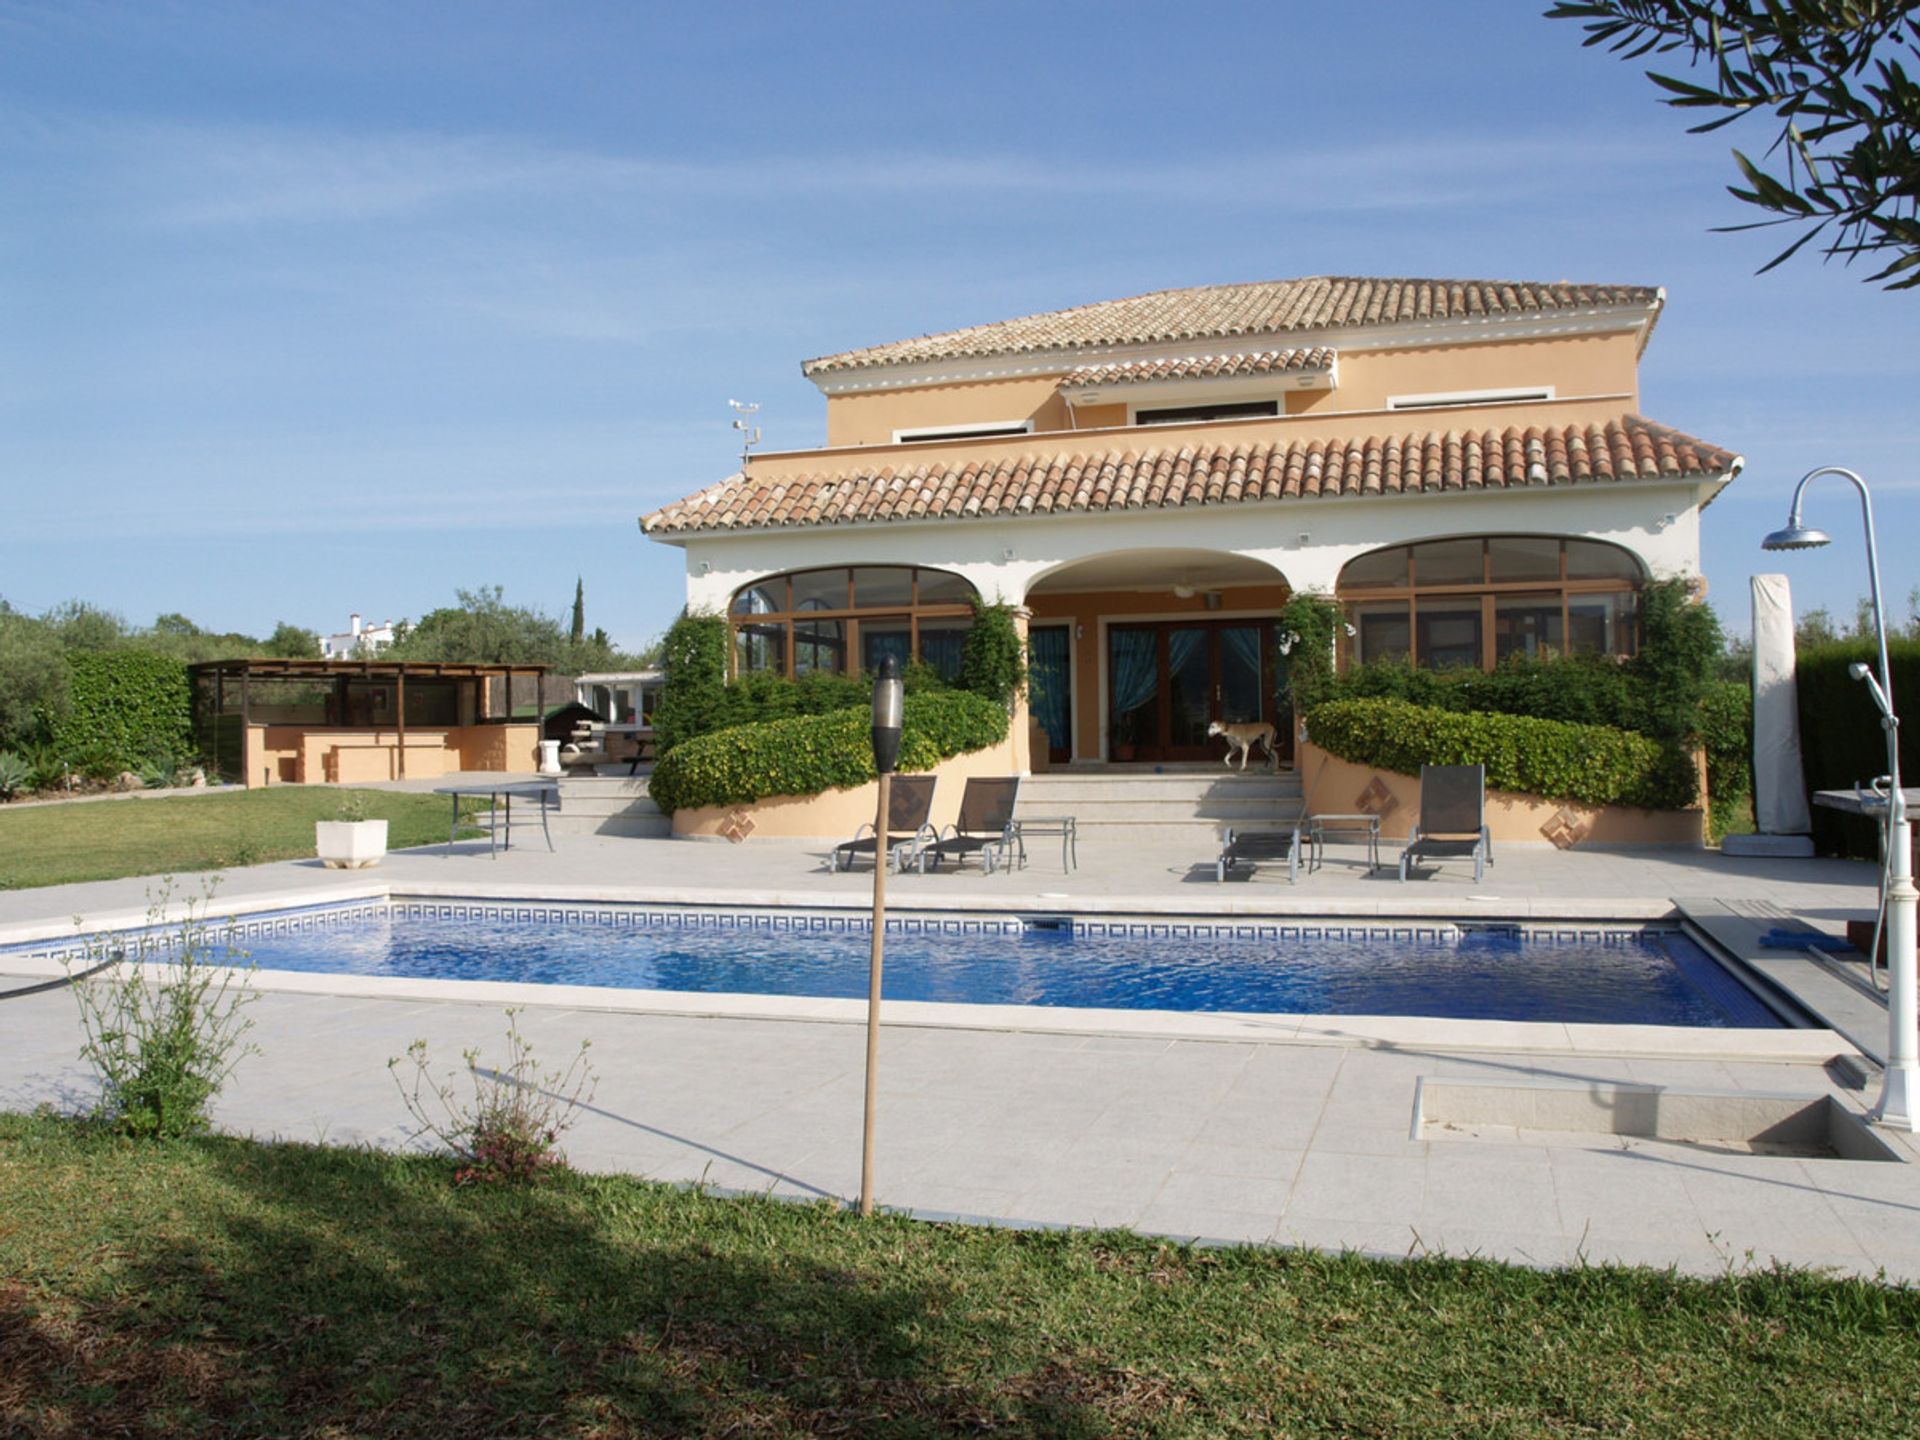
xmin=641 ymin=275 xmax=1740 ymax=769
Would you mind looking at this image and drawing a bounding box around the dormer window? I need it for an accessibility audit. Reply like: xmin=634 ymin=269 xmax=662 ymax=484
xmin=1387 ymin=386 xmax=1553 ymax=411
xmin=892 ymin=420 xmax=1033 ymax=443
xmin=1134 ymin=399 xmax=1280 ymax=426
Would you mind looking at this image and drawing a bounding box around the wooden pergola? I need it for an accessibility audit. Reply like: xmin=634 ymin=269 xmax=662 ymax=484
xmin=188 ymin=659 xmax=551 ymax=781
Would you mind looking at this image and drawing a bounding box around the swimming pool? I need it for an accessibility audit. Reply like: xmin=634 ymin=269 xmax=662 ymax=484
xmin=19 ymin=899 xmax=1786 ymax=1028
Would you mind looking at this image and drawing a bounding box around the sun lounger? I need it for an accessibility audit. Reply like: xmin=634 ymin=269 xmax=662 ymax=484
xmin=920 ymin=776 xmax=1022 ymax=874
xmin=1216 ymin=825 xmax=1304 ymax=883
xmin=1398 ymin=764 xmax=1492 ymax=882
xmin=830 ymin=774 xmax=938 ymax=873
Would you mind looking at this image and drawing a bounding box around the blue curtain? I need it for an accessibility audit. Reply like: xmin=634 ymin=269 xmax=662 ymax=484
xmin=1029 ymin=627 xmax=1070 ymax=749
xmin=1221 ymin=625 xmax=1261 ymax=678
xmin=1110 ymin=630 xmax=1158 ymax=725
xmin=1167 ymin=627 xmax=1205 ymax=678
xmin=863 ymin=630 xmax=911 ymax=673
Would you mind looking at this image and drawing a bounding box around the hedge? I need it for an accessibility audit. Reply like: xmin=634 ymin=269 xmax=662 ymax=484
xmin=1795 ymin=638 xmax=1920 ymax=858
xmin=647 ymin=690 xmax=1009 ymax=815
xmin=1699 ymin=679 xmax=1754 ymax=828
xmin=48 ymin=650 xmax=192 ymax=774
xmin=1303 ymin=697 xmax=1700 ymax=811
xmin=649 ymin=612 xmax=730 ymax=757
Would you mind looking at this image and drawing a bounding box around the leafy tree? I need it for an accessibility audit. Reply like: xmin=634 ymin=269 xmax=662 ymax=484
xmin=44 ymin=600 xmax=127 ymax=652
xmin=1549 ymin=1 xmax=1920 ymax=287
xmin=386 ymin=584 xmax=655 ymax=673
xmin=387 ymin=585 xmax=568 ymax=666
xmin=0 ymin=604 xmax=68 ymax=748
xmin=570 ymin=577 xmax=586 ymax=643
xmin=263 ymin=622 xmax=321 ymax=659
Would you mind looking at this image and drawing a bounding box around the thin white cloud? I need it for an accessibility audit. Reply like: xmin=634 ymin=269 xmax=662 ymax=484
xmin=6 ymin=110 xmax=1701 ymax=231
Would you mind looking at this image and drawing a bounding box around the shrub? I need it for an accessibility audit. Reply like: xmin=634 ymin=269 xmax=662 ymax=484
xmin=1796 ymin=638 xmax=1920 ymax=857
xmin=1633 ymin=577 xmax=1722 ymax=745
xmin=70 ymin=881 xmax=258 ymax=1139
xmin=48 ymin=649 xmax=192 ymax=774
xmin=390 ymin=1009 xmax=596 ymax=1186
xmin=0 ymin=608 xmax=67 ymax=751
xmin=0 ymin=750 xmax=29 ymax=800
xmin=957 ymin=599 xmax=1026 ymax=709
xmin=1699 ymin=679 xmax=1754 ymax=833
xmin=1277 ymin=593 xmax=1342 ymax=713
xmin=1304 ymin=697 xmax=1700 ymax=811
xmin=648 ymin=689 xmax=1008 ymax=814
xmin=1320 ymin=654 xmax=1647 ymax=732
xmin=650 ymin=610 xmax=730 ymax=757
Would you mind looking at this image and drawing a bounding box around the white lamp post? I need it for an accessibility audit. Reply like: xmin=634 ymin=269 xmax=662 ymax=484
xmin=859 ymin=655 xmax=905 ymax=1214
xmin=1763 ymin=465 xmax=1917 ymax=1130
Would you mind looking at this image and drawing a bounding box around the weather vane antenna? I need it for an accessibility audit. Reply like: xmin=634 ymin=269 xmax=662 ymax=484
xmin=728 ymin=399 xmax=762 ymax=466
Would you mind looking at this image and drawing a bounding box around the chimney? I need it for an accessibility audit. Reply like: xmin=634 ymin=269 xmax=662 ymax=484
xmin=350 ymin=613 xmax=362 ymax=637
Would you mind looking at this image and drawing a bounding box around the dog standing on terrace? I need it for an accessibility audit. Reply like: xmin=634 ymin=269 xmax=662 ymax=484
xmin=1207 ymin=720 xmax=1277 ymax=772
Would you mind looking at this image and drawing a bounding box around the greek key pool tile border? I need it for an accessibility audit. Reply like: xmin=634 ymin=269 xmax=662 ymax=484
xmin=5 ymin=898 xmax=1673 ymax=964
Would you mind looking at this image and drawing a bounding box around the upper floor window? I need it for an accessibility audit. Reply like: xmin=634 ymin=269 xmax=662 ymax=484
xmin=729 ymin=565 xmax=978 ymax=680
xmin=893 ymin=420 xmax=1032 ymax=444
xmin=1135 ymin=399 xmax=1279 ymax=426
xmin=1337 ymin=535 xmax=1643 ymax=671
xmin=1386 ymin=386 xmax=1554 ymax=412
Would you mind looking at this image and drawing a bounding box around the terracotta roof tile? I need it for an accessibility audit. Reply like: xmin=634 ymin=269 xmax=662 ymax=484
xmin=1063 ymin=348 xmax=1335 ymax=388
xmin=804 ymin=276 xmax=1659 ymax=376
xmin=641 ymin=416 xmax=1735 ymax=537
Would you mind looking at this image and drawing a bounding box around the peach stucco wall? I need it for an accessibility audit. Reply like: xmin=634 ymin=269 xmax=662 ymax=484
xmin=816 ymin=331 xmax=1642 ymax=449
xmin=241 ymin=723 xmax=540 ymax=787
xmin=1296 ymin=742 xmax=1705 ymax=847
xmin=672 ymin=731 xmax=1022 ymax=841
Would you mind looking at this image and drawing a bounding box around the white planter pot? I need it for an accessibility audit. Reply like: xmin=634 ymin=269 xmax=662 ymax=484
xmin=537 ymin=739 xmax=563 ymax=776
xmin=316 ymin=819 xmax=388 ymax=869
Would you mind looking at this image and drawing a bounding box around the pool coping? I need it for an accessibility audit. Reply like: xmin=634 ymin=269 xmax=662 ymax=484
xmin=0 ymin=879 xmax=1855 ymax=1066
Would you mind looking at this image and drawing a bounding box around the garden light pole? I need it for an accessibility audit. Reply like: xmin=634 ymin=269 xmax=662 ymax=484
xmin=1763 ymin=465 xmax=1917 ymax=1131
xmin=859 ymin=655 xmax=904 ymax=1216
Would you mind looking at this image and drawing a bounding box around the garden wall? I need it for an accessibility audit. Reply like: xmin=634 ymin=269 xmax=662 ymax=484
xmin=672 ymin=730 xmax=1020 ymax=841
xmin=1297 ymin=742 xmax=1706 ymax=848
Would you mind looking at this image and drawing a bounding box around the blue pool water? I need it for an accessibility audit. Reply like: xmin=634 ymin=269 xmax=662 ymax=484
xmin=75 ymin=901 xmax=1786 ymax=1028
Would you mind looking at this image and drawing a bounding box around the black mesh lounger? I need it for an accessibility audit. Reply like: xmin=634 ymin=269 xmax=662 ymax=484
xmin=920 ymin=776 xmax=1022 ymax=874
xmin=1216 ymin=825 xmax=1304 ymax=883
xmin=830 ymin=774 xmax=938 ymax=873
xmin=1398 ymin=764 xmax=1493 ymax=882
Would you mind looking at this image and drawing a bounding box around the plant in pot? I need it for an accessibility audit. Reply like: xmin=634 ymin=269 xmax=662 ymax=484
xmin=316 ymin=791 xmax=388 ymax=869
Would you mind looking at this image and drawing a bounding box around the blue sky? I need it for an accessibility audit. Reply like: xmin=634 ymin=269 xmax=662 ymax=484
xmin=3 ymin=0 xmax=1913 ymax=652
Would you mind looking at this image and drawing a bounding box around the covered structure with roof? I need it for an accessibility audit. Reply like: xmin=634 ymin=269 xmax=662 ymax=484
xmin=642 ymin=275 xmax=1740 ymax=767
xmin=189 ymin=659 xmax=549 ymax=787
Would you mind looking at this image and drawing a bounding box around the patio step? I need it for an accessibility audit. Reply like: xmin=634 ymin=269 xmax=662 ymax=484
xmin=550 ymin=775 xmax=670 ymax=839
xmin=1016 ymin=771 xmax=1301 ymax=832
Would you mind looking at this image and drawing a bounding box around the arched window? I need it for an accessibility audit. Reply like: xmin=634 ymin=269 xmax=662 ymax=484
xmin=1337 ymin=536 xmax=1644 ymax=671
xmin=728 ymin=566 xmax=978 ymax=680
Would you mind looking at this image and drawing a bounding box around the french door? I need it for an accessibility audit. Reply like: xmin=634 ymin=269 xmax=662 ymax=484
xmin=1107 ymin=620 xmax=1283 ymax=763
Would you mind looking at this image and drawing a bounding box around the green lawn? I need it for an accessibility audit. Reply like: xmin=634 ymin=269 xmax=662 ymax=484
xmin=0 ymin=1114 xmax=1913 ymax=1438
xmin=0 ymin=788 xmax=482 ymax=890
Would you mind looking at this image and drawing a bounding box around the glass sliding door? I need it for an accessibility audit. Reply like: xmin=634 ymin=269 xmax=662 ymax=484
xmin=1107 ymin=620 xmax=1281 ymax=763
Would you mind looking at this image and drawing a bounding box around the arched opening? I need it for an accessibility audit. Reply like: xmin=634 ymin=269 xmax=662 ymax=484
xmin=727 ymin=565 xmax=978 ymax=680
xmin=1025 ymin=548 xmax=1292 ymax=764
xmin=1337 ymin=534 xmax=1645 ymax=671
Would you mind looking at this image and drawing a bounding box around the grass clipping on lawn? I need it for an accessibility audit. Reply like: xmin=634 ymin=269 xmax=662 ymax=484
xmin=0 ymin=788 xmax=482 ymax=889
xmin=0 ymin=1113 xmax=1915 ymax=1438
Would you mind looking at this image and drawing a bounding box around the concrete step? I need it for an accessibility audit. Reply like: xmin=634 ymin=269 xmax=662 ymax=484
xmin=548 ymin=812 xmax=672 ymax=839
xmin=548 ymin=775 xmax=670 ymax=838
xmin=1017 ymin=770 xmax=1299 ymax=828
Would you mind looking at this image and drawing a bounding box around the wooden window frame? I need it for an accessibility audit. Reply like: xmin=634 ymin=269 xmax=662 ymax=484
xmin=727 ymin=565 xmax=978 ymax=680
xmin=1335 ymin=537 xmax=1642 ymax=672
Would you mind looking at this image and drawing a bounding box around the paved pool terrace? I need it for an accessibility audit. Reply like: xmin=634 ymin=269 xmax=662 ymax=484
xmin=2 ymin=830 xmax=1917 ymax=1282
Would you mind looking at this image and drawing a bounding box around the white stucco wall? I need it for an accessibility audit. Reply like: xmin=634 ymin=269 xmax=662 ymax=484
xmin=665 ymin=481 xmax=1713 ymax=611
